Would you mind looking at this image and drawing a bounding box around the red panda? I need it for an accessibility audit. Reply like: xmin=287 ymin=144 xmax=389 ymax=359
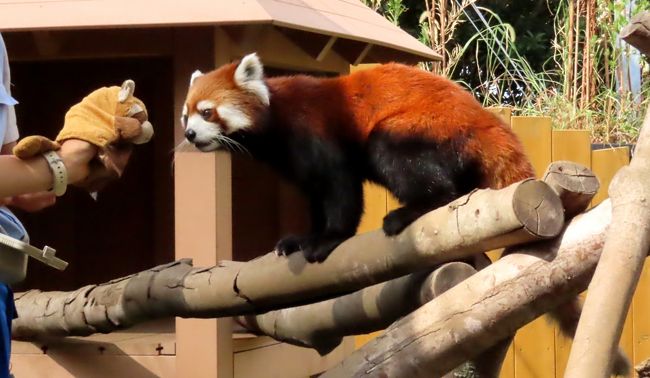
xmin=182 ymin=53 xmax=534 ymax=263
xmin=182 ymin=54 xmax=631 ymax=376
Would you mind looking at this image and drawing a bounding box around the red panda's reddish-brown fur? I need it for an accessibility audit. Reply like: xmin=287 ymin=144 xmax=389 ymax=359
xmin=184 ymin=56 xmax=534 ymax=262
xmin=187 ymin=63 xmax=534 ymax=189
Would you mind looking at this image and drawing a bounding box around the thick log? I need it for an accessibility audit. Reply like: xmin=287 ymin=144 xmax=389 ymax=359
xmin=621 ymin=11 xmax=650 ymax=56
xmin=322 ymin=200 xmax=612 ymax=377
xmin=12 ymin=180 xmax=563 ymax=340
xmin=565 ymin=105 xmax=650 ymax=375
xmin=233 ymin=161 xmax=589 ymax=355
xmin=236 ymin=261 xmax=478 ymax=355
xmin=542 ymin=161 xmax=599 ymax=219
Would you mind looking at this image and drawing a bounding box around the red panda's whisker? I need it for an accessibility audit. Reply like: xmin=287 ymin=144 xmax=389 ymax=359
xmin=215 ymin=135 xmax=249 ymax=155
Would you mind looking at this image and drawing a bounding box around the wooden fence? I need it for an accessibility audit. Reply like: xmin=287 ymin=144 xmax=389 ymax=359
xmin=354 ymin=109 xmax=639 ymax=377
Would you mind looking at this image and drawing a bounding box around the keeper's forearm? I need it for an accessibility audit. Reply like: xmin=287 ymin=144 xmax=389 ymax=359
xmin=0 ymin=154 xmax=52 ymax=198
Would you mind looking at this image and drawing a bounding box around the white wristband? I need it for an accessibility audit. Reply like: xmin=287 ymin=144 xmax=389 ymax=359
xmin=42 ymin=151 xmax=68 ymax=197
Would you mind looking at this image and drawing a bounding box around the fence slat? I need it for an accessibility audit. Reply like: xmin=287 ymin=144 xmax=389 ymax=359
xmin=509 ymin=116 xmax=556 ymax=378
xmin=511 ymin=116 xmax=553 ymax=177
xmin=634 ymin=259 xmax=650 ymax=365
xmin=354 ymin=182 xmax=389 ymax=348
xmin=591 ymin=147 xmax=630 ymax=205
xmin=551 ymin=130 xmax=592 ymax=167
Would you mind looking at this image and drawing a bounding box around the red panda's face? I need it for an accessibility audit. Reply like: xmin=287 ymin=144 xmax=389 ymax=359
xmin=182 ymin=53 xmax=270 ymax=152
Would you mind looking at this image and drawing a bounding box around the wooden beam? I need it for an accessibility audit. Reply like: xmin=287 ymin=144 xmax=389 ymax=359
xmin=353 ymin=43 xmax=373 ymax=65
xmin=4 ymin=28 xmax=175 ymax=61
xmin=223 ymin=25 xmax=349 ymax=73
xmin=316 ymin=36 xmax=337 ymax=62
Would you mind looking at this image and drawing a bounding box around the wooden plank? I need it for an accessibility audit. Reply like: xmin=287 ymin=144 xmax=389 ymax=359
xmin=354 ymin=182 xmax=388 ymax=348
xmin=511 ymin=116 xmax=553 ymax=178
xmin=499 ymin=342 xmax=516 ymax=378
xmin=10 ymin=354 xmax=175 ymax=378
xmin=226 ymin=25 xmax=349 ymax=73
xmin=386 ymin=192 xmax=401 ymax=212
xmin=551 ymin=130 xmax=592 ymax=168
xmin=486 ymin=109 xmax=511 ymax=262
xmin=509 ymin=117 xmax=555 ymax=378
xmin=234 ymin=336 xmax=351 ymax=378
xmin=514 ymin=316 xmax=556 ymax=378
xmin=634 ymin=258 xmax=650 ymax=365
xmin=357 ymin=182 xmax=387 ymax=233
xmin=554 ymin=324 xmax=571 ymax=377
xmin=488 ymin=106 xmax=512 ymax=125
xmin=591 ymin=147 xmax=630 ymax=205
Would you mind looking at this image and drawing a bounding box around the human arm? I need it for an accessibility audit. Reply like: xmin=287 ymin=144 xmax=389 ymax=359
xmin=0 ymin=139 xmax=97 ymax=199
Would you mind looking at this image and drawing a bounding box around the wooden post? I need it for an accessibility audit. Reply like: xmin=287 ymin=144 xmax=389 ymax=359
xmin=565 ymin=104 xmax=650 ymax=377
xmin=174 ymin=27 xmax=234 ymax=378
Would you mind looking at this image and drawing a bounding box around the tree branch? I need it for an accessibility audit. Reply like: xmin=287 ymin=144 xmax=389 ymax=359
xmin=564 ymin=106 xmax=650 ymax=375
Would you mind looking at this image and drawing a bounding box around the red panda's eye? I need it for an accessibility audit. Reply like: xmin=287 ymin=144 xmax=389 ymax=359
xmin=200 ymin=108 xmax=213 ymax=120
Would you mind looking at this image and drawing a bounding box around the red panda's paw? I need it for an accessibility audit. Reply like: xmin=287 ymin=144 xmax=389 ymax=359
xmin=302 ymin=235 xmax=349 ymax=263
xmin=274 ymin=234 xmax=305 ymax=257
xmin=274 ymin=234 xmax=348 ymax=263
xmin=383 ymin=206 xmax=427 ymax=236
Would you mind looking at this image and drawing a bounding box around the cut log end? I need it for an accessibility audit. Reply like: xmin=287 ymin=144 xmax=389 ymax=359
xmin=512 ymin=180 xmax=565 ymax=238
xmin=543 ymin=161 xmax=600 ymax=219
xmin=421 ymin=262 xmax=477 ymax=302
xmin=621 ymin=11 xmax=650 ymax=57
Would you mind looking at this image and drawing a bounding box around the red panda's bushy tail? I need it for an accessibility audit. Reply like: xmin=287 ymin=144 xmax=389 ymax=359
xmin=473 ymin=122 xmax=535 ymax=189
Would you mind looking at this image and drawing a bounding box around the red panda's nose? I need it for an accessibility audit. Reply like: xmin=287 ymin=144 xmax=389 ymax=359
xmin=185 ymin=129 xmax=197 ymax=142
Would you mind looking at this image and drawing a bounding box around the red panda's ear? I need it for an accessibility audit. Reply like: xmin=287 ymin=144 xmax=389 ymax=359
xmin=234 ymin=53 xmax=270 ymax=105
xmin=235 ymin=53 xmax=264 ymax=84
xmin=189 ymin=70 xmax=204 ymax=88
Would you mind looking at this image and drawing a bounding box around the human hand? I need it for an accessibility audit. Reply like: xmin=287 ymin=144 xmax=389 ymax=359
xmin=3 ymin=192 xmax=56 ymax=212
xmin=74 ymin=143 xmax=133 ymax=192
xmin=57 ymin=139 xmax=97 ymax=184
xmin=58 ymin=139 xmax=133 ymax=192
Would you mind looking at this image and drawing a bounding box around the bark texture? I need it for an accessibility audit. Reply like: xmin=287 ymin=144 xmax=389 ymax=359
xmin=236 ymin=261 xmax=479 ymax=355
xmin=234 ymin=161 xmax=589 ymax=358
xmin=13 ymin=180 xmax=563 ymax=340
xmin=322 ymin=201 xmax=612 ymax=377
xmin=542 ymin=160 xmax=599 ymax=219
xmin=565 ymin=103 xmax=650 ymax=377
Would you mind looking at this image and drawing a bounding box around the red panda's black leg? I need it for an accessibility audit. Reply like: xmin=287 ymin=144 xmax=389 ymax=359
xmin=367 ymin=130 xmax=482 ymax=236
xmin=383 ymin=205 xmax=440 ymax=236
xmin=275 ymin=168 xmax=364 ymax=262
